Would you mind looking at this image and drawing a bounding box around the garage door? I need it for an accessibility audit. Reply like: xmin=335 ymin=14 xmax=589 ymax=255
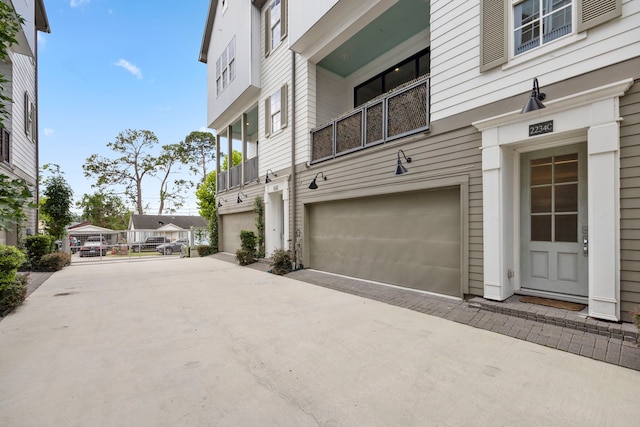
xmin=220 ymin=211 xmax=256 ymax=254
xmin=308 ymin=187 xmax=461 ymax=297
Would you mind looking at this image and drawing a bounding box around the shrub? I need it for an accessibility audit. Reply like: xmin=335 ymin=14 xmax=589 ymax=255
xmin=270 ymin=249 xmax=292 ymax=275
xmin=24 ymin=235 xmax=54 ymax=267
xmin=0 ymin=244 xmax=25 ymax=283
xmin=196 ymin=245 xmax=215 ymax=257
xmin=236 ymin=230 xmax=257 ymax=265
xmin=0 ymin=273 xmax=28 ymax=313
xmin=235 ymin=249 xmax=256 ymax=266
xmin=35 ymin=252 xmax=71 ymax=271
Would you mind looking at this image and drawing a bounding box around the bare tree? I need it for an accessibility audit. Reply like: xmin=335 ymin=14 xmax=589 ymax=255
xmin=83 ymin=129 xmax=158 ymax=215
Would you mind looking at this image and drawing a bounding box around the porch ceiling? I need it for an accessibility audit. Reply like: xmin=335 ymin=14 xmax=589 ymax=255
xmin=318 ymin=0 xmax=430 ymax=78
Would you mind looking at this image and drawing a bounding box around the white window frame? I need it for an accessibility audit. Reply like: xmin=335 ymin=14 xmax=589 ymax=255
xmin=511 ymin=0 xmax=575 ymax=57
xmin=270 ymin=89 xmax=281 ymax=134
xmin=214 ymin=37 xmax=236 ymax=97
xmin=264 ymin=84 xmax=288 ymax=137
xmin=222 ymin=0 xmax=228 ymax=13
xmin=270 ymin=0 xmax=281 ymax=51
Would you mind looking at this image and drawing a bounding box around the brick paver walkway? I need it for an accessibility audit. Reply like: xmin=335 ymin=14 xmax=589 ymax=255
xmin=212 ymin=253 xmax=640 ymax=371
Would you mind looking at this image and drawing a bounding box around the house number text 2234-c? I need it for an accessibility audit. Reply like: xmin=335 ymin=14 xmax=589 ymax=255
xmin=529 ymin=120 xmax=553 ymax=137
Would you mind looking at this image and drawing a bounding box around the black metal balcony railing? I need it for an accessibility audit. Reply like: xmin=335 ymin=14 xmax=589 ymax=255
xmin=217 ymin=156 xmax=259 ymax=193
xmin=311 ymin=76 xmax=430 ymax=164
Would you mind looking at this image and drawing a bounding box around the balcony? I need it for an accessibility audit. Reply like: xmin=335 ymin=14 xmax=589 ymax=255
xmin=217 ymin=156 xmax=259 ymax=193
xmin=310 ymin=76 xmax=430 ymax=164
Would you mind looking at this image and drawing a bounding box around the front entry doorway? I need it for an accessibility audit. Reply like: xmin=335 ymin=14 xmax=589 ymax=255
xmin=520 ymin=143 xmax=588 ymax=298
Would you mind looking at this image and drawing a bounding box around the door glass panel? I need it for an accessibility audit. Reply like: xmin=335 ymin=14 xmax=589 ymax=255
xmin=531 ymin=157 xmax=552 ymax=185
xmin=531 ymin=187 xmax=551 ymax=213
xmin=530 ymin=151 xmax=580 ymax=243
xmin=554 ymin=153 xmax=578 ymax=183
xmin=555 ymin=184 xmax=578 ymax=212
xmin=532 ymin=215 xmax=552 ymax=241
xmin=555 ymin=214 xmax=577 ymax=242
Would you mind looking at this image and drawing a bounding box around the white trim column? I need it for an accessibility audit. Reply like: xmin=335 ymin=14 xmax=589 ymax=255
xmin=264 ymin=175 xmax=290 ymax=255
xmin=587 ymin=120 xmax=620 ymax=320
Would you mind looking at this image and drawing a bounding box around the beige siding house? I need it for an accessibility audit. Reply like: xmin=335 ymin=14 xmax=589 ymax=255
xmin=0 ymin=0 xmax=50 ymax=246
xmin=201 ymin=0 xmax=640 ymax=323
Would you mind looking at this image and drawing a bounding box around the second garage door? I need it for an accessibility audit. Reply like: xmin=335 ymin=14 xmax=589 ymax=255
xmin=308 ymin=187 xmax=461 ymax=297
xmin=220 ymin=211 xmax=256 ymax=254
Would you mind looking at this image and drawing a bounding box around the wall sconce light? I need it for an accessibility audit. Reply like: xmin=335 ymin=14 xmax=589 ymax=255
xmin=265 ymin=169 xmax=277 ymax=183
xmin=237 ymin=191 xmax=247 ymax=203
xmin=308 ymin=172 xmax=327 ymax=190
xmin=158 ymin=221 xmax=164 ymax=226
xmin=521 ymin=77 xmax=546 ymax=113
xmin=395 ymin=149 xmax=412 ymax=175
xmin=217 ymin=197 xmax=227 ymax=207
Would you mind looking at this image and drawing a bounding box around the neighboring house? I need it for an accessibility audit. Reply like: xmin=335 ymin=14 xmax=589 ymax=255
xmin=0 ymin=0 xmax=50 ymax=246
xmin=200 ymin=0 xmax=640 ymax=323
xmin=128 ymin=214 xmax=209 ymax=242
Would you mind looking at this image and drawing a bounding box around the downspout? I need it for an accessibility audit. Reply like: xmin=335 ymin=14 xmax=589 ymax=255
xmin=34 ymin=27 xmax=40 ymax=235
xmin=290 ymin=50 xmax=297 ymax=267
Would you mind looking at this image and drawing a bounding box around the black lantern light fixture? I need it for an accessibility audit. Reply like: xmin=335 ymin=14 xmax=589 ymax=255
xmin=217 ymin=197 xmax=227 ymax=207
xmin=237 ymin=191 xmax=247 ymax=203
xmin=395 ymin=149 xmax=412 ymax=175
xmin=265 ymin=169 xmax=277 ymax=183
xmin=521 ymin=77 xmax=546 ymax=114
xmin=308 ymin=172 xmax=327 ymax=190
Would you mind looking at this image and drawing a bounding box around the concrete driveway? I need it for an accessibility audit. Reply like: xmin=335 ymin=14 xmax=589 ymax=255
xmin=1 ymin=257 xmax=638 ymax=426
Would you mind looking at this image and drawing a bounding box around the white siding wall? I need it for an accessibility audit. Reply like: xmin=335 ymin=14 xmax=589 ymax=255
xmin=257 ymin=5 xmax=293 ymax=175
xmin=431 ymin=0 xmax=640 ymax=121
xmin=9 ymin=52 xmax=37 ymax=184
xmin=207 ymin=0 xmax=261 ymax=128
xmin=316 ymin=67 xmax=347 ymax=125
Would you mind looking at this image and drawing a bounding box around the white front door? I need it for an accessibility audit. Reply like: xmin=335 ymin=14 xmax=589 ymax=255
xmin=520 ymin=144 xmax=588 ymax=297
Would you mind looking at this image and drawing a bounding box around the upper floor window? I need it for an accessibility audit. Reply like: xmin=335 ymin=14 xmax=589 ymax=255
xmin=513 ymin=0 xmax=572 ymax=56
xmin=1 ymin=128 xmax=10 ymax=165
xmin=24 ymin=92 xmax=35 ymax=141
xmin=264 ymin=84 xmax=288 ymax=137
xmin=216 ymin=37 xmax=236 ymax=96
xmin=265 ymin=0 xmax=287 ymax=57
xmin=222 ymin=0 xmax=228 ymax=13
xmin=480 ymin=0 xmax=621 ymax=72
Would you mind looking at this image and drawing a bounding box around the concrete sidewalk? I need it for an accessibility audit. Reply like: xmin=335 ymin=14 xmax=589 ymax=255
xmin=1 ymin=256 xmax=638 ymax=426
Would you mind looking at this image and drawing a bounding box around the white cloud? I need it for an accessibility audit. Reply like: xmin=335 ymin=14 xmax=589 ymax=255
xmin=70 ymin=0 xmax=90 ymax=8
xmin=44 ymin=128 xmax=54 ymax=136
xmin=37 ymin=32 xmax=47 ymax=48
xmin=114 ymin=59 xmax=143 ymax=79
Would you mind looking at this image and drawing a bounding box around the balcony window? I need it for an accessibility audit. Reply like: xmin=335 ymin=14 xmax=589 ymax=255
xmin=354 ymin=48 xmax=430 ymax=107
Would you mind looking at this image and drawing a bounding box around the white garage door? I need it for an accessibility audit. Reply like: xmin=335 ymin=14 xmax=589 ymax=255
xmin=308 ymin=188 xmax=461 ymax=297
xmin=221 ymin=211 xmax=256 ymax=254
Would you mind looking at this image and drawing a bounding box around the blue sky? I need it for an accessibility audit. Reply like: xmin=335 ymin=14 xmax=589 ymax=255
xmin=38 ymin=0 xmax=210 ymax=214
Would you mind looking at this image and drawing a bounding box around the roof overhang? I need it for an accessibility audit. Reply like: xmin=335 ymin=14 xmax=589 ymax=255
xmin=199 ymin=0 xmax=218 ymax=63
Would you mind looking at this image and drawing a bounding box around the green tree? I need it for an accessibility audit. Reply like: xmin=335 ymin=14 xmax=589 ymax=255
xmin=40 ymin=174 xmax=74 ymax=240
xmin=0 ymin=174 xmax=34 ymax=232
xmin=195 ymin=171 xmax=216 ymax=219
xmin=222 ymin=150 xmax=242 ymax=171
xmin=77 ymin=192 xmax=130 ymax=230
xmin=195 ymin=171 xmax=217 ymax=252
xmin=182 ymin=131 xmax=216 ymax=182
xmin=0 ymin=3 xmax=24 ymax=127
xmin=83 ymin=129 xmax=158 ymax=215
